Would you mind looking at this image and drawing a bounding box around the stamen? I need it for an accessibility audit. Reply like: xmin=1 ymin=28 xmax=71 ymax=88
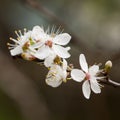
xmin=10 ymin=37 xmax=20 ymax=44
xmin=7 ymin=42 xmax=17 ymax=49
xmin=15 ymin=31 xmax=20 ymax=37
xmin=18 ymin=30 xmax=22 ymax=36
xmin=56 ymin=26 xmax=61 ymax=35
xmin=8 ymin=46 xmax=15 ymax=49
xmin=98 ymin=83 xmax=104 ymax=88
xmin=51 ymin=25 xmax=54 ymax=34
xmin=46 ymin=26 xmax=50 ymax=34
xmin=51 ymin=25 xmax=56 ymax=35
xmin=7 ymin=43 xmax=17 ymax=47
xmin=24 ymin=28 xmax=27 ymax=34
xmin=48 ymin=67 xmax=51 ymax=70
xmin=60 ymin=28 xmax=64 ymax=34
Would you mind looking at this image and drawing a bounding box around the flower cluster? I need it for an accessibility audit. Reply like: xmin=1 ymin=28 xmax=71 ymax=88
xmin=8 ymin=26 xmax=71 ymax=87
xmin=8 ymin=25 xmax=112 ymax=99
xmin=8 ymin=26 xmax=71 ymax=61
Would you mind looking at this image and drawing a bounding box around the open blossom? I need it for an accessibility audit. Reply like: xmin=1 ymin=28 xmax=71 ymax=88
xmin=71 ymin=54 xmax=102 ymax=99
xmin=43 ymin=46 xmax=70 ymax=67
xmin=8 ymin=25 xmax=71 ymax=64
xmin=45 ymin=59 xmax=68 ymax=87
xmin=44 ymin=52 xmax=57 ymax=67
xmin=8 ymin=27 xmax=43 ymax=60
xmin=32 ymin=26 xmax=71 ymax=60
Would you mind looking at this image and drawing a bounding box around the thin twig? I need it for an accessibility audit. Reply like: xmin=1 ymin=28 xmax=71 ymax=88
xmin=99 ymin=79 xmax=120 ymax=87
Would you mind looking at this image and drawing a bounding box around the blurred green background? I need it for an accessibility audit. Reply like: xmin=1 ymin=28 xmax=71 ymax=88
xmin=0 ymin=0 xmax=120 ymax=120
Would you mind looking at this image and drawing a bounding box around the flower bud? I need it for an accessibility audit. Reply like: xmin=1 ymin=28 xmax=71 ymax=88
xmin=21 ymin=53 xmax=36 ymax=61
xmin=105 ymin=60 xmax=112 ymax=72
xmin=105 ymin=60 xmax=112 ymax=68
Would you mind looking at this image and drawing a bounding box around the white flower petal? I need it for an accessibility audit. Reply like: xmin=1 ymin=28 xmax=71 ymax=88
xmin=82 ymin=80 xmax=91 ymax=99
xmin=20 ymin=31 xmax=32 ymax=44
xmin=34 ymin=46 xmax=51 ymax=59
xmin=53 ymin=45 xmax=70 ymax=58
xmin=62 ymin=71 xmax=67 ymax=81
xmin=47 ymin=81 xmax=62 ymax=87
xmin=10 ymin=46 xmax=23 ymax=56
xmin=32 ymin=26 xmax=44 ymax=33
xmin=62 ymin=59 xmax=68 ymax=70
xmin=90 ymin=78 xmax=101 ymax=94
xmin=44 ymin=54 xmax=56 ymax=67
xmin=53 ymin=33 xmax=71 ymax=45
xmin=23 ymin=31 xmax=32 ymax=39
xmin=89 ymin=65 xmax=99 ymax=76
xmin=46 ymin=78 xmax=62 ymax=87
xmin=79 ymin=54 xmax=88 ymax=73
xmin=32 ymin=26 xmax=47 ymax=40
xmin=30 ymin=42 xmax=44 ymax=49
xmin=45 ymin=65 xmax=63 ymax=87
xmin=71 ymin=69 xmax=85 ymax=82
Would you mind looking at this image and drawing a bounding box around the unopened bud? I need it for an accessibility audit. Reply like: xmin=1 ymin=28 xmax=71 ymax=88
xmin=105 ymin=60 xmax=112 ymax=68
xmin=21 ymin=53 xmax=36 ymax=61
xmin=105 ymin=60 xmax=112 ymax=72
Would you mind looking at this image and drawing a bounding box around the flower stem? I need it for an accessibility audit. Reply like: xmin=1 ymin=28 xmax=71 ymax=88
xmin=98 ymin=78 xmax=120 ymax=87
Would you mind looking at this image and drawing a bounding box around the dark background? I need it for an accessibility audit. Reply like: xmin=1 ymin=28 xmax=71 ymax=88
xmin=0 ymin=0 xmax=120 ymax=120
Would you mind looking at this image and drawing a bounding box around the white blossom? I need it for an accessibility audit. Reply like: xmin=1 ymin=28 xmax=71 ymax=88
xmin=8 ymin=27 xmax=44 ymax=60
xmin=32 ymin=26 xmax=71 ymax=60
xmin=44 ymin=52 xmax=57 ymax=67
xmin=71 ymin=54 xmax=102 ymax=99
xmin=45 ymin=59 xmax=68 ymax=87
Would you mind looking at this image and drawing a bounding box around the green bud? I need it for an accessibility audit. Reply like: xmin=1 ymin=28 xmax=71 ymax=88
xmin=105 ymin=60 xmax=112 ymax=73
